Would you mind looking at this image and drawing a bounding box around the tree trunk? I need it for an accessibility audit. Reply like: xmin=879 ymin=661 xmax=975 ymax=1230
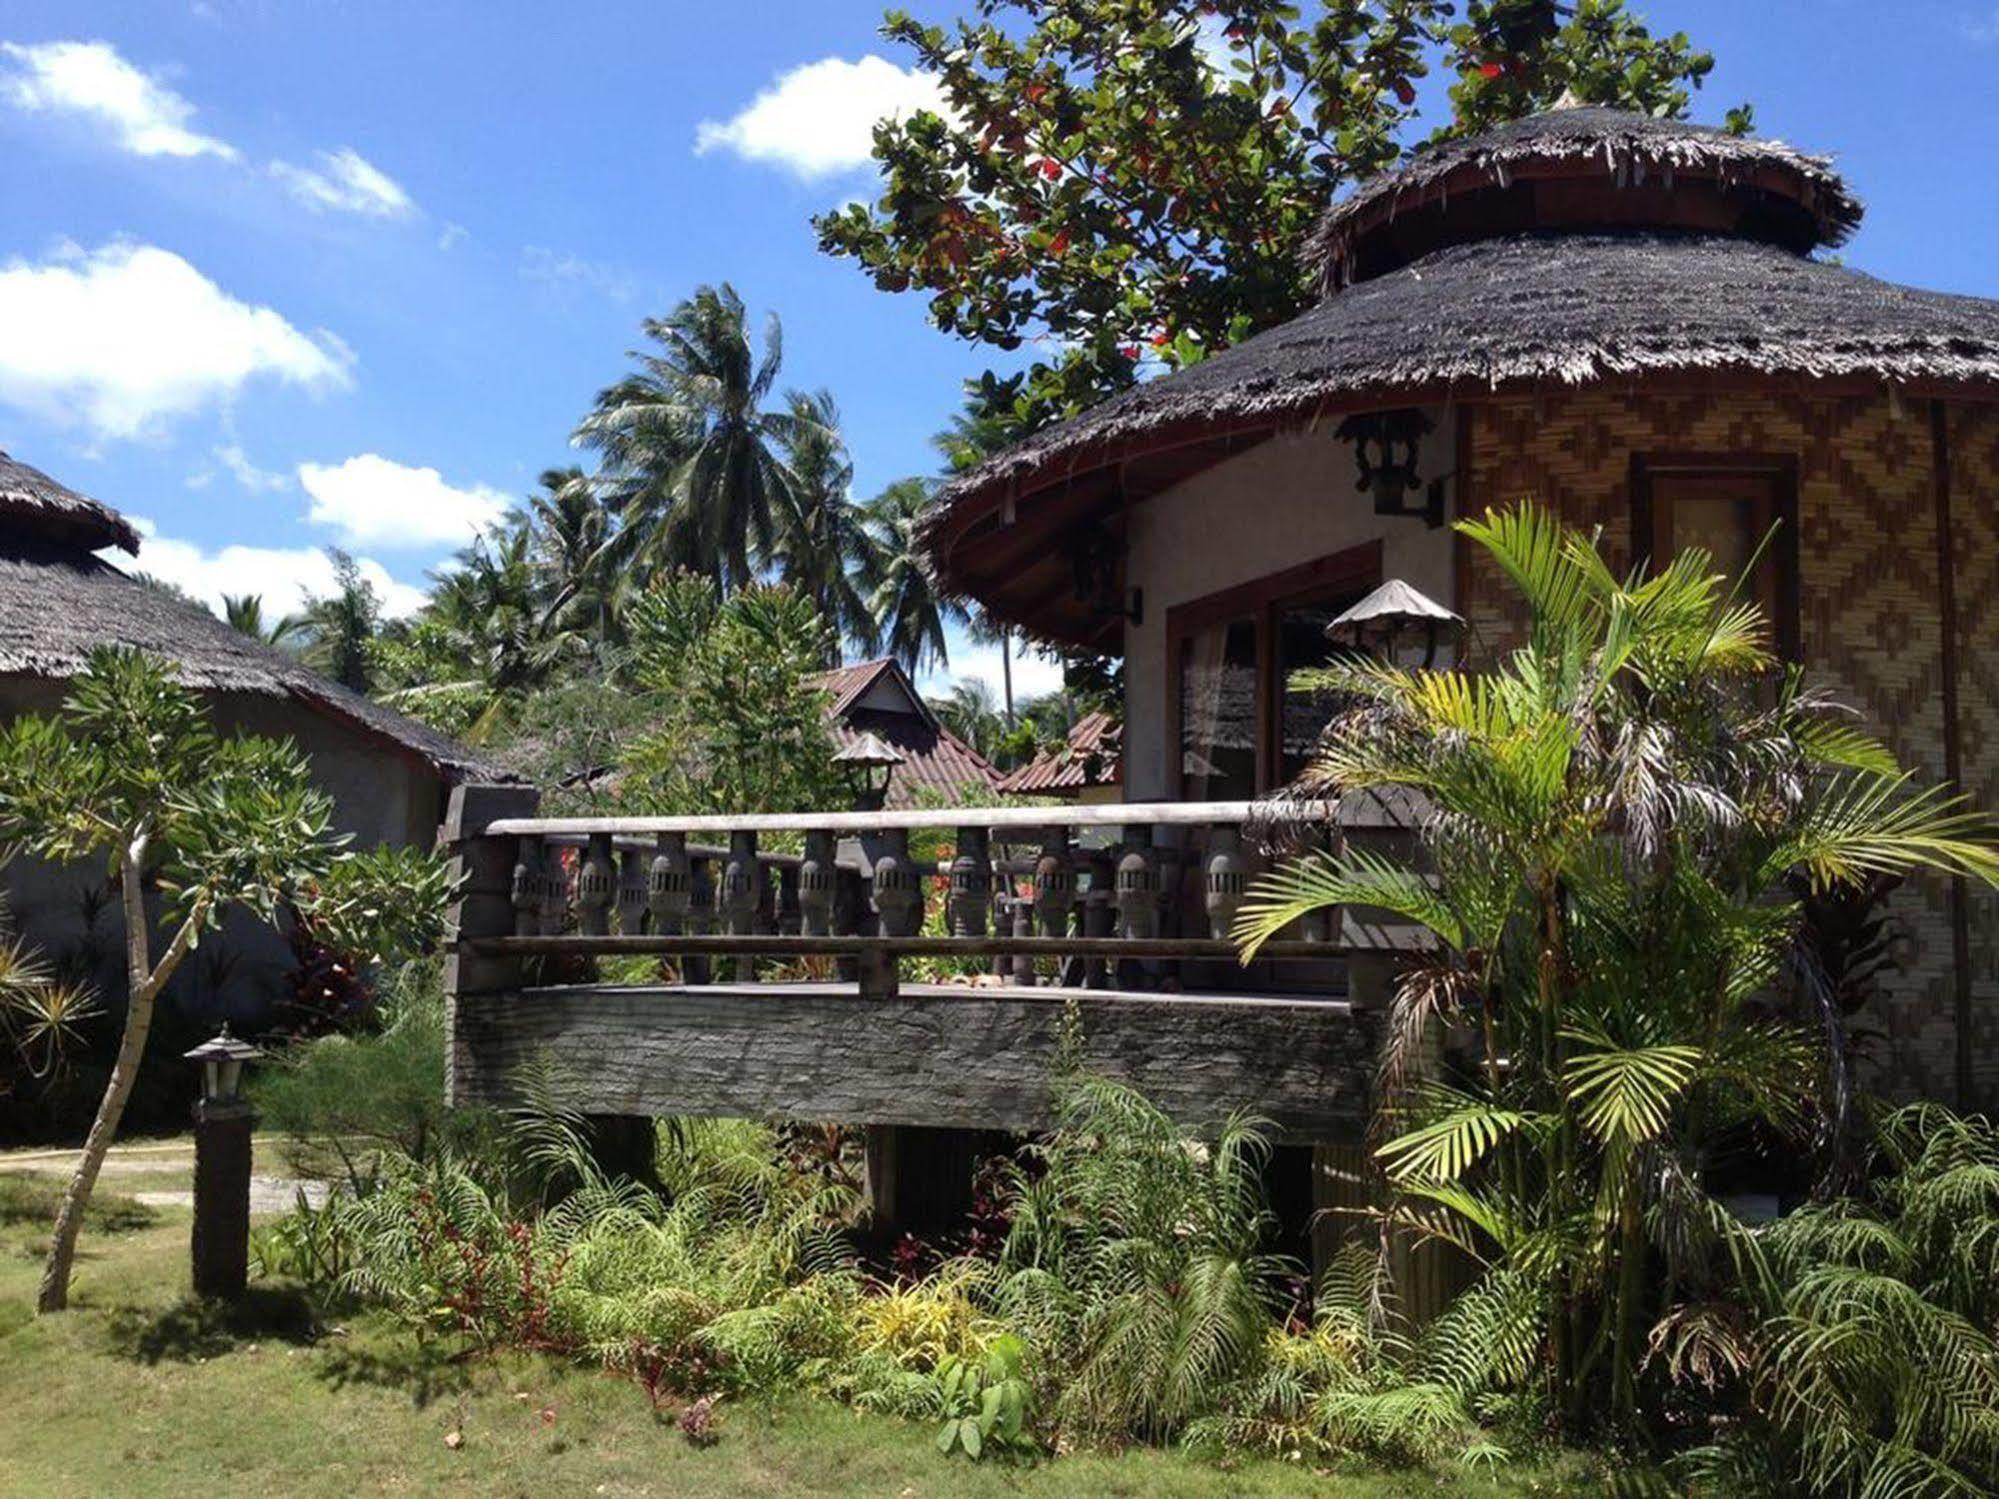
xmin=1000 ymin=626 xmax=1015 ymax=726
xmin=37 ymin=842 xmax=195 ymax=1314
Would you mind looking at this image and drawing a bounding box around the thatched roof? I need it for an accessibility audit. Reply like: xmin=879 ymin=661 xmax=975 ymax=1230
xmin=0 ymin=534 xmax=505 ymax=782
xmin=1306 ymin=106 xmax=1862 ymax=290
xmin=918 ymin=107 xmax=1999 ymax=642
xmin=0 ymin=451 xmax=140 ymax=555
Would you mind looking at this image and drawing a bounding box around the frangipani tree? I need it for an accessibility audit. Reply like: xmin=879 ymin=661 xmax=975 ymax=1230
xmin=0 ymin=648 xmax=452 ymax=1313
xmin=1234 ymin=505 xmax=1999 ymax=1442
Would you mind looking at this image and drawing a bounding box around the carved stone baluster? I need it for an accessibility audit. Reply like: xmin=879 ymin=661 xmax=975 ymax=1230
xmin=511 ymin=836 xmax=543 ymax=937
xmin=948 ymin=827 xmax=992 ymax=937
xmin=1115 ymin=828 xmax=1161 ymax=940
xmin=1032 ymin=831 xmax=1073 ymax=940
xmin=798 ymin=831 xmax=836 ymax=937
xmin=615 ymin=845 xmax=649 ymax=935
xmin=576 ymin=832 xmax=615 ymax=936
xmin=538 ymin=842 xmax=570 ymax=935
xmin=871 ymin=828 xmax=923 ymax=938
xmin=648 ymin=832 xmax=690 ymax=933
xmin=722 ymin=830 xmax=759 ymax=982
xmin=1204 ymin=824 xmax=1249 ymax=940
xmin=686 ymin=853 xmax=714 ymax=986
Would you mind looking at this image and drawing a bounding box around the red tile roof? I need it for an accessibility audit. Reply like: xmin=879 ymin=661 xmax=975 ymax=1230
xmin=806 ymin=657 xmax=1001 ymax=809
xmin=994 ymin=711 xmax=1122 ymax=796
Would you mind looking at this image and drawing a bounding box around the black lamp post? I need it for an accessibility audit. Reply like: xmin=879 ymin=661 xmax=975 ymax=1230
xmin=834 ymin=731 xmax=904 ymax=814
xmin=183 ymin=1023 xmax=260 ymax=1300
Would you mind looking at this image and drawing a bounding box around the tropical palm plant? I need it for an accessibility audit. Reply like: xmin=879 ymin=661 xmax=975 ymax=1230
xmin=1234 ymin=503 xmax=1999 ymax=1441
xmin=930 ymin=679 xmax=1007 ymax=760
xmin=575 ymin=284 xmax=806 ymax=593
xmin=298 ymin=550 xmax=381 ymax=693
xmin=772 ymin=390 xmax=881 ymax=663
xmin=863 ymin=477 xmax=955 ymax=676
xmin=520 ymin=466 xmax=619 ymax=651
xmin=220 ymin=592 xmax=303 ymax=649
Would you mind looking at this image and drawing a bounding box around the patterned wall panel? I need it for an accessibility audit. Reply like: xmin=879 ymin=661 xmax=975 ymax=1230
xmin=1949 ymin=403 xmax=1999 ymax=1107
xmin=1459 ymin=387 xmax=1981 ymax=1105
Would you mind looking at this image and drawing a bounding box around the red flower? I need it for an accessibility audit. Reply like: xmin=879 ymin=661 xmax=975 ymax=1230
xmin=1049 ymin=229 xmax=1071 ymax=256
xmin=1392 ymin=78 xmax=1416 ymax=105
xmin=1038 ymin=158 xmax=1062 ymax=180
xmin=1479 ymin=60 xmax=1506 ymax=79
xmin=1119 ymin=344 xmax=1141 ymax=360
xmin=1149 ymin=329 xmax=1171 ymax=347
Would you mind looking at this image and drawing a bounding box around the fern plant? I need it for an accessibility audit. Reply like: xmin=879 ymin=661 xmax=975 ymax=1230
xmin=1236 ymin=503 xmax=1999 ymax=1440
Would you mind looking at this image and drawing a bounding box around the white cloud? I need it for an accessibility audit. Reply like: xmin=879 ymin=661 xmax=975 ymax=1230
xmin=1968 ymin=8 xmax=1999 ymax=43
xmin=123 ymin=517 xmax=427 ymax=619
xmin=0 ymin=39 xmax=236 ymax=159
xmin=214 ymin=441 xmax=289 ymax=493
xmin=436 ymin=221 xmax=468 ymax=252
xmin=270 ymin=147 xmax=415 ymax=218
xmin=917 ymin=635 xmax=1067 ymax=708
xmin=519 ymin=245 xmax=638 ymax=304
xmin=296 ymin=452 xmax=508 ymax=550
xmin=694 ymin=54 xmax=949 ymax=178
xmin=0 ymin=240 xmax=351 ymax=439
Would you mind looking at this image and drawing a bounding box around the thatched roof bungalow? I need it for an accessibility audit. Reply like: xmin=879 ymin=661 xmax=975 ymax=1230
xmin=921 ymin=104 xmax=1999 ymax=1109
xmin=0 ymin=452 xmax=500 ymax=1013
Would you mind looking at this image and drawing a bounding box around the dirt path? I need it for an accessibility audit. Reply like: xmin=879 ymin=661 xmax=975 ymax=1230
xmin=0 ymin=1138 xmax=326 ymax=1212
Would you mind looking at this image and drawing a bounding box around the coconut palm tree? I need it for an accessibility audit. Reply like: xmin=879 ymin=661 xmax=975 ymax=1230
xmin=1234 ymin=503 xmax=1999 ymax=1441
xmin=862 ymin=477 xmax=956 ymax=677
xmin=771 ymin=390 xmax=880 ymax=663
xmin=520 ymin=467 xmax=618 ymax=652
xmin=929 ymin=677 xmax=1006 ymax=760
xmin=935 ymin=382 xmax=1038 ymax=725
xmin=220 ymin=593 xmax=303 ymax=649
xmin=574 ymin=284 xmax=805 ymax=593
xmin=298 ymin=551 xmax=380 ymax=694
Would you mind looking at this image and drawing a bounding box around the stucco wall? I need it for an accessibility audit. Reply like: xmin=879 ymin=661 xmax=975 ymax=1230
xmin=1458 ymin=387 xmax=1983 ymax=1107
xmin=1121 ymin=412 xmax=1459 ymax=800
xmin=0 ymin=677 xmax=445 ymax=1024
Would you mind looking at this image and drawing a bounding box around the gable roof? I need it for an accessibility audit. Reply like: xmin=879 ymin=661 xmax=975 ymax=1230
xmin=804 ymin=657 xmax=999 ymax=807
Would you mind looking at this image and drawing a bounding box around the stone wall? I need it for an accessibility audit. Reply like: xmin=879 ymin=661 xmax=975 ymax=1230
xmin=1460 ymin=386 xmax=1987 ymax=1106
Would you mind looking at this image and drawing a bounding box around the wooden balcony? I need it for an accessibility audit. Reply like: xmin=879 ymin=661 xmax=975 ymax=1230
xmin=442 ymin=786 xmax=1418 ymax=1144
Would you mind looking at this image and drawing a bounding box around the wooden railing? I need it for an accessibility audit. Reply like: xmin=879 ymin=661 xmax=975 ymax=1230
xmin=441 ymin=785 xmax=1412 ymax=1143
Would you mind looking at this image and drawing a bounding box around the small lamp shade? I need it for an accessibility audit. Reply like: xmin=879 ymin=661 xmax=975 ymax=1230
xmin=833 ymin=731 xmax=905 ymax=811
xmin=184 ymin=1023 xmax=262 ymax=1105
xmin=1326 ymin=579 xmax=1464 ymax=667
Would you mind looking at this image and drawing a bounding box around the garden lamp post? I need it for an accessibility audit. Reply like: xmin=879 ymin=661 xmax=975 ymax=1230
xmin=183 ymin=1024 xmax=261 ymax=1300
xmin=833 ymin=732 xmax=903 ymax=814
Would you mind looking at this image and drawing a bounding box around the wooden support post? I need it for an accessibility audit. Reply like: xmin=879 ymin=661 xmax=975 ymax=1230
xmin=1082 ymin=846 xmax=1115 ymax=989
xmin=441 ymin=782 xmax=542 ymax=1106
xmin=686 ymin=854 xmax=714 ymax=986
xmin=722 ymin=830 xmax=759 ymax=982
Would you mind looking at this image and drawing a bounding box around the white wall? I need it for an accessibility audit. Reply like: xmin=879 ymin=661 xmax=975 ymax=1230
xmin=1121 ymin=413 xmax=1458 ymax=800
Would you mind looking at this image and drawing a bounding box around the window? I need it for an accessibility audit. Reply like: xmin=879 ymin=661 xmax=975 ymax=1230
xmin=1633 ymin=455 xmax=1801 ymax=657
xmin=1169 ymin=543 xmax=1381 ymax=798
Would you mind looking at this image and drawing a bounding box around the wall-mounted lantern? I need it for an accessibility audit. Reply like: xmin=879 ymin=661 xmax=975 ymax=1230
xmin=1066 ymin=527 xmax=1144 ymax=627
xmin=1326 ymin=578 xmax=1464 ymax=668
xmin=1335 ymin=409 xmax=1446 ymax=528
xmin=833 ymin=731 xmax=904 ymax=813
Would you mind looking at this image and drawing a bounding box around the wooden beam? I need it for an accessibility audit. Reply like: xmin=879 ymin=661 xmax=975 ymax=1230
xmin=448 ymin=983 xmax=1373 ymax=1140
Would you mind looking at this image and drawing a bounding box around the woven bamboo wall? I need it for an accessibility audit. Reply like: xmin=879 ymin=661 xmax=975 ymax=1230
xmin=1460 ymin=387 xmax=1988 ymax=1107
xmin=1949 ymin=403 xmax=1999 ymax=1108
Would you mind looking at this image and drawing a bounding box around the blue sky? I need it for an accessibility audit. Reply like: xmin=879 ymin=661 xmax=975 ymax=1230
xmin=2 ymin=1 xmax=1996 ymax=703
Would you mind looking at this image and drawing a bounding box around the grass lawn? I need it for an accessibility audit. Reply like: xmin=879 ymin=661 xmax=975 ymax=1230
xmin=0 ymin=1153 xmax=1597 ymax=1498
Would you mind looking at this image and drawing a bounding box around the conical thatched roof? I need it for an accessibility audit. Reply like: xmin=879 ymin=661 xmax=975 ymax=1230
xmin=918 ymin=107 xmax=1999 ymax=643
xmin=0 ymin=451 xmax=140 ymax=555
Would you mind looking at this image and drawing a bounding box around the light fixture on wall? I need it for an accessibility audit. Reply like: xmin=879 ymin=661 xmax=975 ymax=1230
xmin=1335 ymin=408 xmax=1447 ymax=528
xmin=1066 ymin=527 xmax=1144 ymax=627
